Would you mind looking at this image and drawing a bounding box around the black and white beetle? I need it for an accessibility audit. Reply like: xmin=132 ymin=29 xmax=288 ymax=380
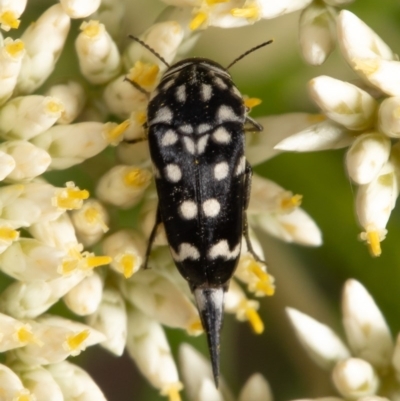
xmin=127 ymin=37 xmax=272 ymax=386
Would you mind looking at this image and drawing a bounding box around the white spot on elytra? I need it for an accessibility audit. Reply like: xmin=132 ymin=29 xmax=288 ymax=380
xmin=214 ymin=162 xmax=229 ymax=180
xmin=208 ymin=240 xmax=240 ymax=260
xmin=235 ymin=156 xmax=246 ymax=176
xmin=179 ymin=200 xmax=198 ymax=219
xmin=216 ymin=105 xmax=241 ymax=123
xmin=197 ymin=135 xmax=209 ymax=154
xmin=171 ymin=243 xmax=200 ymax=261
xmin=176 ymin=85 xmax=186 ymax=102
xmin=151 ymin=106 xmax=173 ymax=124
xmin=201 ymin=84 xmax=213 ymax=101
xmin=165 ymin=164 xmax=182 ymax=182
xmin=202 ymin=198 xmax=220 ymax=217
xmin=161 ymin=129 xmax=178 ymax=146
xmin=213 ymin=76 xmax=228 ymax=89
xmin=183 ymin=137 xmax=195 ymax=154
xmin=212 ymin=127 xmax=231 ymax=144
xmin=179 ymin=124 xmax=193 ymax=134
xmin=231 ymin=86 xmax=242 ymax=98
xmin=197 ymin=123 xmax=211 ymax=134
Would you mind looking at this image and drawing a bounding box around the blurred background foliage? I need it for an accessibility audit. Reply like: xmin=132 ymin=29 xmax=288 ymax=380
xmin=3 ymin=0 xmax=400 ymax=400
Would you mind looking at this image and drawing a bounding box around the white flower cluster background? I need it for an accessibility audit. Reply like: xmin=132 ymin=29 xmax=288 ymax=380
xmin=0 ymin=0 xmax=398 ymax=400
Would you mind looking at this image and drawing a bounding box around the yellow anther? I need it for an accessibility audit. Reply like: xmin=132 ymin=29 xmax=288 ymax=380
xmin=46 ymin=99 xmax=64 ymax=114
xmin=244 ymin=98 xmax=262 ymax=109
xmin=105 ymin=120 xmax=131 ymax=143
xmin=16 ymin=326 xmax=41 ymax=346
xmin=135 ymin=111 xmax=147 ymax=125
xmin=353 ymin=58 xmax=380 ymax=75
xmin=15 ymin=390 xmax=34 ymax=401
xmin=231 ymin=6 xmax=259 ymax=20
xmin=186 ymin=319 xmax=203 ymax=335
xmin=244 ymin=304 xmax=264 ymax=334
xmin=161 ymin=383 xmax=183 ymax=401
xmin=84 ymin=255 xmax=112 ymax=269
xmin=61 ymin=259 xmax=79 ymax=275
xmin=366 ymin=230 xmax=381 ymax=257
xmin=0 ymin=227 xmax=19 ymax=242
xmin=54 ymin=183 xmax=90 ymax=210
xmin=5 ymin=39 xmax=24 ymax=57
xmin=84 ymin=206 xmax=109 ymax=232
xmin=123 ymin=168 xmax=152 ymax=188
xmin=206 ymin=0 xmax=229 ymax=4
xmin=66 ymin=329 xmax=90 ymax=351
xmin=248 ymin=261 xmax=275 ymax=296
xmin=119 ymin=253 xmax=137 ymax=278
xmin=280 ymin=194 xmax=302 ymax=211
xmin=189 ymin=12 xmax=207 ymax=31
xmin=80 ymin=20 xmax=101 ymax=38
xmin=129 ymin=61 xmax=159 ymax=89
xmin=0 ymin=11 xmax=20 ymax=29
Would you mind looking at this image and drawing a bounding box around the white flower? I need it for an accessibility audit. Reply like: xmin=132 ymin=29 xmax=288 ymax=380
xmin=59 ymin=0 xmax=101 ymax=19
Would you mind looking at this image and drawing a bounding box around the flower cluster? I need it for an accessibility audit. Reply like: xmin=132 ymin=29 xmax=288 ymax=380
xmin=0 ymin=0 xmax=325 ymax=400
xmin=288 ymin=280 xmax=400 ymax=401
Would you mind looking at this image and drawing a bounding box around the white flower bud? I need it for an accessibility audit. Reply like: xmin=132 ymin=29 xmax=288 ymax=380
xmin=32 ymin=122 xmax=109 ymax=169
xmin=246 ymin=113 xmax=318 ymax=165
xmin=102 ymin=229 xmax=145 ymax=278
xmin=0 ymin=38 xmax=25 ymax=105
xmin=0 ymin=270 xmax=85 ymax=319
xmin=29 ymin=213 xmax=78 ymax=251
xmin=117 ymin=140 xmax=150 ymax=167
xmin=0 ymin=312 xmax=38 ymax=351
xmin=287 ymin=308 xmax=350 ymax=369
xmin=47 ymin=361 xmax=107 ymax=401
xmin=0 ymin=140 xmax=51 ymax=181
xmin=60 ymin=0 xmax=101 ymax=18
xmin=0 ymin=238 xmax=65 ymax=281
xmin=346 ymin=133 xmax=391 ymax=185
xmin=308 ymin=76 xmax=378 ymax=130
xmin=75 ymin=20 xmax=121 ymax=84
xmin=86 ymin=288 xmax=127 ymax=356
xmin=64 ymin=272 xmax=103 ymax=316
xmin=71 ymin=199 xmax=109 ymax=246
xmin=0 ymin=150 xmax=15 ymax=180
xmin=378 ymin=97 xmax=400 ymax=137
xmin=46 ymin=81 xmax=86 ymax=124
xmin=198 ymin=378 xmax=224 ymax=401
xmin=0 ymin=0 xmax=27 ymax=31
xmin=0 ymin=363 xmax=32 ymax=401
xmin=103 ymin=74 xmax=149 ymax=119
xmin=332 ymin=358 xmax=379 ymax=399
xmin=15 ymin=315 xmax=105 ymax=364
xmin=123 ymin=21 xmax=184 ymax=71
xmin=275 ymin=119 xmax=354 ymax=152
xmin=0 ymin=95 xmax=64 ymax=140
xmin=238 ymin=373 xmax=273 ymax=401
xmin=342 ymin=279 xmax=393 ymax=369
xmin=356 ymin=162 xmax=398 ymax=257
xmin=121 ymin=269 xmax=200 ymax=333
xmin=16 ymin=4 xmax=70 ymax=94
xmin=96 ymin=164 xmax=152 ymax=208
xmin=11 ymin=363 xmax=64 ymax=401
xmin=299 ymin=4 xmax=336 ymax=65
xmin=127 ymin=308 xmax=183 ymax=400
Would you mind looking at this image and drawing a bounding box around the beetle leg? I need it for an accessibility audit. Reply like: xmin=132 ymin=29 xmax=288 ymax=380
xmin=143 ymin=206 xmax=162 ymax=269
xmin=244 ymin=115 xmax=263 ymax=132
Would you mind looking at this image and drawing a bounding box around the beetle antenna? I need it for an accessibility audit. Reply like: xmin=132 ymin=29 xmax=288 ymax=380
xmin=128 ymin=35 xmax=170 ymax=68
xmin=226 ymin=39 xmax=273 ymax=70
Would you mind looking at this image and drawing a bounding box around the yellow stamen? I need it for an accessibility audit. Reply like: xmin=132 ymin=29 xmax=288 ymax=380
xmin=66 ymin=329 xmax=90 ymax=351
xmin=5 ymin=39 xmax=24 ymax=57
xmin=366 ymin=230 xmax=381 ymax=257
xmin=244 ymin=98 xmax=262 ymax=109
xmin=161 ymin=383 xmax=183 ymax=401
xmin=352 ymin=58 xmax=380 ymax=75
xmin=186 ymin=319 xmax=203 ymax=335
xmin=189 ymin=12 xmax=207 ymax=31
xmin=105 ymin=120 xmax=131 ymax=143
xmin=83 ymin=255 xmax=112 ymax=270
xmin=81 ymin=20 xmax=101 ymax=38
xmin=231 ymin=6 xmax=259 ymax=20
xmin=16 ymin=326 xmax=41 ymax=346
xmin=84 ymin=206 xmax=109 ymax=232
xmin=135 ymin=111 xmax=147 ymax=125
xmin=15 ymin=390 xmax=34 ymax=401
xmin=248 ymin=261 xmax=275 ymax=296
xmin=0 ymin=11 xmax=20 ymax=29
xmin=54 ymin=183 xmax=90 ymax=210
xmin=60 ymin=259 xmax=79 ymax=275
xmin=206 ymin=0 xmax=229 ymax=4
xmin=129 ymin=61 xmax=159 ymax=89
xmin=123 ymin=168 xmax=152 ymax=188
xmin=46 ymin=99 xmax=64 ymax=115
xmin=280 ymin=194 xmax=302 ymax=210
xmin=244 ymin=304 xmax=264 ymax=334
xmin=119 ymin=254 xmax=137 ymax=278
xmin=0 ymin=227 xmax=19 ymax=242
